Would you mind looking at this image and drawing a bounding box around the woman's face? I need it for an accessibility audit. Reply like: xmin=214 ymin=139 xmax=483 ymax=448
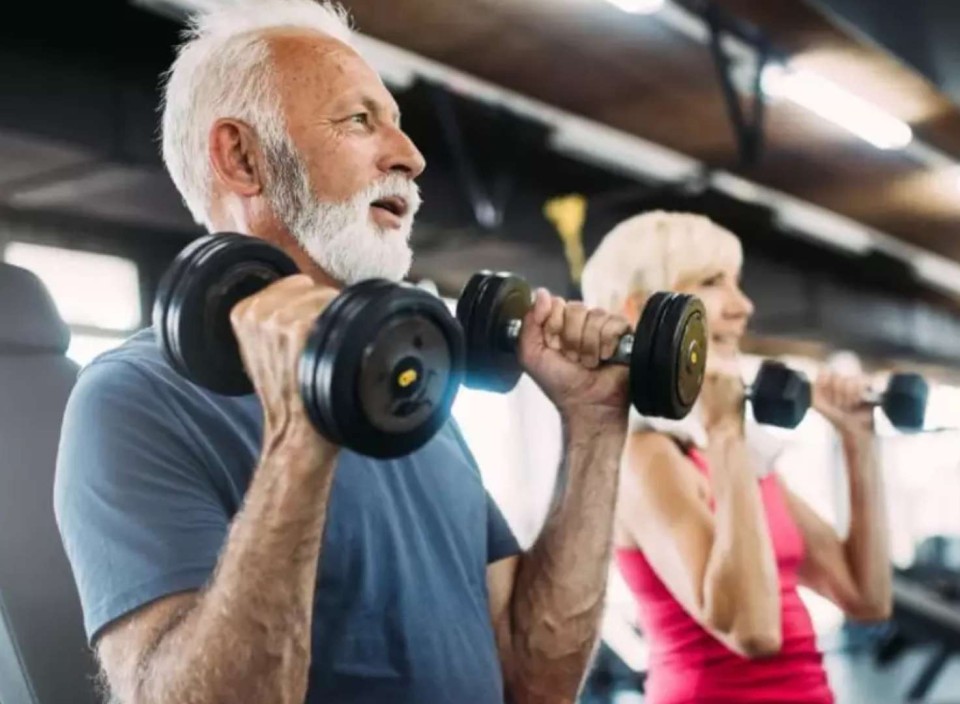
xmin=678 ymin=263 xmax=754 ymax=374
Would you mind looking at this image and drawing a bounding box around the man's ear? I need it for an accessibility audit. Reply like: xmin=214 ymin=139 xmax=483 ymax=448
xmin=208 ymin=118 xmax=265 ymax=198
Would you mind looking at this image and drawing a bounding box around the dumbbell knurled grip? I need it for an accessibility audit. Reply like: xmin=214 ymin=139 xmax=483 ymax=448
xmin=504 ymin=319 xmax=634 ymax=365
xmin=747 ymin=370 xmax=884 ymax=406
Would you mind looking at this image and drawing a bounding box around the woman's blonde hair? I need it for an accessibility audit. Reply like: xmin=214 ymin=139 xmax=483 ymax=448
xmin=581 ymin=210 xmax=743 ymax=312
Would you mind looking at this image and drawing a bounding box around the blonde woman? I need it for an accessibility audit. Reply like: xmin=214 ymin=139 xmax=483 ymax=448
xmin=583 ymin=212 xmax=892 ymax=704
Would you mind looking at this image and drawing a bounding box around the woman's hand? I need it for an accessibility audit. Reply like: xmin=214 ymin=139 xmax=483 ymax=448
xmin=812 ymin=371 xmax=875 ymax=438
xmin=700 ymin=369 xmax=747 ymax=438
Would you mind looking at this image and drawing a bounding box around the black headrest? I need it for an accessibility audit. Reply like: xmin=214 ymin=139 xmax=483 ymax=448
xmin=0 ymin=263 xmax=70 ymax=354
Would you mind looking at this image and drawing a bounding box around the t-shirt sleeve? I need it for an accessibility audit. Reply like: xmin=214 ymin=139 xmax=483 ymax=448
xmin=485 ymin=492 xmax=521 ymax=564
xmin=445 ymin=420 xmax=521 ymax=564
xmin=54 ymin=360 xmax=227 ymax=645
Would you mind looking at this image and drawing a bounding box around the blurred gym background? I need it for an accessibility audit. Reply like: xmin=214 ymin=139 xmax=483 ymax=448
xmin=3 ymin=1 xmax=960 ymax=702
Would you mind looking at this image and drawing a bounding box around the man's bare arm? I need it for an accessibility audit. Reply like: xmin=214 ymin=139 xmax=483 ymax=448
xmin=490 ymin=419 xmax=624 ymax=704
xmin=98 ymin=277 xmax=341 ymax=704
xmin=98 ymin=424 xmax=337 ymax=704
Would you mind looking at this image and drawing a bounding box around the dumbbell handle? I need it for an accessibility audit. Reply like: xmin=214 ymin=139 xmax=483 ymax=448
xmin=504 ymin=319 xmax=635 ymax=365
xmin=747 ymin=362 xmax=927 ymax=431
xmin=744 ymin=385 xmax=884 ymax=405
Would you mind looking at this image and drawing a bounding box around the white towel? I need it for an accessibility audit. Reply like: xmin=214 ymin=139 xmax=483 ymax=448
xmin=629 ymin=403 xmax=790 ymax=477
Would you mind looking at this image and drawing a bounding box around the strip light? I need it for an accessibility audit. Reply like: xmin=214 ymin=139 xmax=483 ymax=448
xmin=913 ymin=252 xmax=960 ymax=297
xmin=762 ymin=64 xmax=913 ymax=150
xmin=603 ymin=0 xmax=666 ymax=15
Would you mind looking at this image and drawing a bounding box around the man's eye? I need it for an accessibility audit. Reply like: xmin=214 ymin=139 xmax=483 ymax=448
xmin=702 ymin=274 xmax=723 ymax=287
xmin=350 ymin=113 xmax=370 ymax=126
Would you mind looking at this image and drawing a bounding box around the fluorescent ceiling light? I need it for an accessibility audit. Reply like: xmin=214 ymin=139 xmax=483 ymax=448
xmin=603 ymin=0 xmax=665 ymax=14
xmin=775 ymin=201 xmax=876 ymax=254
xmin=550 ymin=117 xmax=698 ymax=183
xmin=710 ymin=172 xmax=765 ymax=203
xmin=913 ymin=253 xmax=960 ymax=297
xmin=762 ymin=64 xmax=913 ymax=150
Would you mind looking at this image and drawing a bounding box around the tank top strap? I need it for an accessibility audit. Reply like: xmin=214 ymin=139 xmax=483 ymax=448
xmin=684 ymin=444 xmax=710 ymax=477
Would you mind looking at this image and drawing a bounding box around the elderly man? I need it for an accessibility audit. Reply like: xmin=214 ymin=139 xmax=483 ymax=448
xmin=55 ymin=2 xmax=632 ymax=703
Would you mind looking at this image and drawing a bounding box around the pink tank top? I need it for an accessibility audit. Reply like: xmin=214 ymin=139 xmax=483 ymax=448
xmin=615 ymin=447 xmax=833 ymax=704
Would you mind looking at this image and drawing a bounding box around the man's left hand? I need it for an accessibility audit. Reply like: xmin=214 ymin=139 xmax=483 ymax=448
xmin=517 ymin=288 xmax=632 ymax=426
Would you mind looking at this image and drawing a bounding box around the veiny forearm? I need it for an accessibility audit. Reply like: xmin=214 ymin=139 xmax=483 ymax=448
xmin=702 ymin=432 xmax=781 ymax=649
xmin=505 ymin=417 xmax=624 ymax=704
xmin=133 ymin=425 xmax=337 ymax=704
xmin=841 ymin=433 xmax=891 ymax=616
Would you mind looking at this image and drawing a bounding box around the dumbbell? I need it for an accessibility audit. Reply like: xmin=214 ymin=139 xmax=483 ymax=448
xmin=455 ymin=271 xmax=708 ymax=419
xmin=153 ymin=233 xmax=464 ymax=458
xmin=747 ymin=360 xmax=929 ymax=431
xmin=872 ymin=374 xmax=929 ymax=431
xmin=747 ymin=361 xmax=811 ymax=429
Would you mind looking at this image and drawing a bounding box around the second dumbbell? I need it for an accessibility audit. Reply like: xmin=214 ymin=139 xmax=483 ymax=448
xmin=456 ymin=271 xmax=708 ymax=420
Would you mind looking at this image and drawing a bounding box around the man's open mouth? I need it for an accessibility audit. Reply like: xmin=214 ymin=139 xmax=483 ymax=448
xmin=371 ymin=196 xmax=409 ymax=218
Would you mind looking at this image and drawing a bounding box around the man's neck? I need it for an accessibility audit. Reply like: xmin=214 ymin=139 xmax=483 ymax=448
xmin=209 ymin=214 xmax=341 ymax=290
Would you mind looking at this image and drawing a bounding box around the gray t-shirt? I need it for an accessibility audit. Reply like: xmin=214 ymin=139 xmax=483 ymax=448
xmin=55 ymin=328 xmax=520 ymax=703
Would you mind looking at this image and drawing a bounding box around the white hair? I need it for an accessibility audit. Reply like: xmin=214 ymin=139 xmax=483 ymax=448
xmin=581 ymin=210 xmax=743 ymax=312
xmin=161 ymin=0 xmax=354 ymax=228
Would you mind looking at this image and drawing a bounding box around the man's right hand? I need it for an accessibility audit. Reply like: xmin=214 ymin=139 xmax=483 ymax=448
xmin=229 ymin=274 xmax=340 ymax=451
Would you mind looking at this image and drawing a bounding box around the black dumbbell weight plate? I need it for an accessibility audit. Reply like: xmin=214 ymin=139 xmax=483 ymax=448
xmin=646 ymin=293 xmax=707 ymax=420
xmin=672 ymin=295 xmax=708 ymax=415
xmin=301 ymin=281 xmax=464 ymax=458
xmin=629 ymin=292 xmax=671 ymax=417
xmin=154 ymin=233 xmax=299 ymax=395
xmin=154 ymin=235 xmax=215 ymax=372
xmin=884 ymin=373 xmax=928 ymax=431
xmin=457 ymin=272 xmax=531 ymax=393
xmin=751 ymin=360 xmax=811 ymax=429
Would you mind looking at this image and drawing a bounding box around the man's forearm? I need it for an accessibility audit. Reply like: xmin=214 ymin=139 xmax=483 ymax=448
xmin=133 ymin=425 xmax=337 ymax=704
xmin=505 ymin=415 xmax=624 ymax=704
xmin=842 ymin=433 xmax=891 ymax=615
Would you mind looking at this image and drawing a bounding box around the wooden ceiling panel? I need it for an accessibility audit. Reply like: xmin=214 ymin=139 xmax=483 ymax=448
xmin=346 ymin=0 xmax=504 ymax=62
xmin=344 ymin=0 xmax=960 ymax=262
xmin=451 ymin=33 xmax=638 ymax=113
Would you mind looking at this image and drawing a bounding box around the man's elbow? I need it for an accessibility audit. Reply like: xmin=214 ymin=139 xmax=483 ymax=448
xmin=505 ymin=678 xmax=582 ymax=704
xmin=502 ymin=643 xmax=596 ymax=704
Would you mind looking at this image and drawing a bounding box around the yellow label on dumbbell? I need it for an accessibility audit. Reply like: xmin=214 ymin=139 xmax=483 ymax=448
xmin=397 ymin=368 xmax=419 ymax=389
xmin=691 ymin=351 xmax=699 ymax=365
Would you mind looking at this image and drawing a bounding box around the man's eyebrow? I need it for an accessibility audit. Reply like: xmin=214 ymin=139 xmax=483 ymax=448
xmin=361 ymin=96 xmax=401 ymax=125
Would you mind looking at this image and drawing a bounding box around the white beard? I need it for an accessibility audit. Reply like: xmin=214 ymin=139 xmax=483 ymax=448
xmin=265 ymin=144 xmax=421 ymax=285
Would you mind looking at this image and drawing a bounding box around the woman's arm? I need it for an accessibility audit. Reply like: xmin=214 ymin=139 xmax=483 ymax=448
xmin=620 ymin=426 xmax=782 ymax=658
xmin=780 ymin=371 xmax=892 ymax=621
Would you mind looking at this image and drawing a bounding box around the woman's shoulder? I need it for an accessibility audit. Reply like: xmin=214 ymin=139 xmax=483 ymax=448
xmin=624 ymin=430 xmax=707 ymax=490
xmin=617 ymin=431 xmax=712 ymax=544
xmin=628 ymin=428 xmax=689 ymax=452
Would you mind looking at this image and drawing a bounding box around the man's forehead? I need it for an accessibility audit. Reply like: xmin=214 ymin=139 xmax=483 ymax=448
xmin=268 ymin=30 xmax=397 ymax=114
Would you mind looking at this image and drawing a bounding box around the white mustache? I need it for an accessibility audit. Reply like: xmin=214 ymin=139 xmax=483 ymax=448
xmin=362 ymin=175 xmax=422 ymax=218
